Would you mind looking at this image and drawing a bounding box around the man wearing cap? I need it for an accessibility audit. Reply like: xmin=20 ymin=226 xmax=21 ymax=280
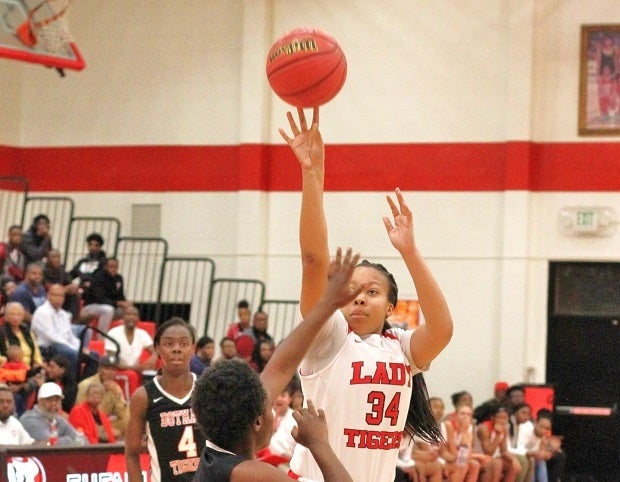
xmin=0 ymin=383 xmax=35 ymax=445
xmin=76 ymin=355 xmax=128 ymax=439
xmin=19 ymin=382 xmax=81 ymax=445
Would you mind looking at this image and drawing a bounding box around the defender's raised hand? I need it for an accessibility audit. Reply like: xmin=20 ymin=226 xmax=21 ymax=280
xmin=321 ymin=247 xmax=363 ymax=311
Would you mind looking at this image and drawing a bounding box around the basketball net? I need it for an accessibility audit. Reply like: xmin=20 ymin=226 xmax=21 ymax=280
xmin=17 ymin=0 xmax=73 ymax=54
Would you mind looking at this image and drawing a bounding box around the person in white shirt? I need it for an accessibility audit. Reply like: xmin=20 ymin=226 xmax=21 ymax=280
xmin=31 ymin=284 xmax=94 ymax=377
xmin=104 ymin=305 xmax=157 ymax=371
xmin=0 ymin=383 xmax=35 ymax=445
xmin=104 ymin=305 xmax=157 ymax=396
xmin=508 ymin=402 xmax=536 ymax=482
xmin=257 ymin=379 xmax=298 ymax=467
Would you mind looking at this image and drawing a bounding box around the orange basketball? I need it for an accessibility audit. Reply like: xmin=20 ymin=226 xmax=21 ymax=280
xmin=266 ymin=27 xmax=347 ymax=107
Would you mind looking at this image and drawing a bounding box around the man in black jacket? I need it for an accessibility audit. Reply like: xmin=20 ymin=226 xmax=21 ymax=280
xmin=81 ymin=258 xmax=131 ymax=334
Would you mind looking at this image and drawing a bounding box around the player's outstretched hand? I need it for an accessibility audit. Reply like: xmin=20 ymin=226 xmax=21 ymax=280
xmin=383 ymin=188 xmax=416 ymax=254
xmin=279 ymin=107 xmax=324 ymax=171
xmin=291 ymin=399 xmax=329 ymax=449
xmin=322 ymin=247 xmax=363 ymax=311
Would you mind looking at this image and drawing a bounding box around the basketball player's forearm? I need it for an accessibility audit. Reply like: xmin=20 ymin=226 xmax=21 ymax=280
xmin=125 ymin=454 xmax=142 ymax=482
xmin=299 ymin=170 xmax=329 ymax=316
xmin=261 ymin=298 xmax=336 ymax=398
xmin=403 ymin=248 xmax=453 ymax=357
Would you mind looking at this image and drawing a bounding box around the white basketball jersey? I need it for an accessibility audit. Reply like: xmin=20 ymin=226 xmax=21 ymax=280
xmin=290 ymin=311 xmax=420 ymax=482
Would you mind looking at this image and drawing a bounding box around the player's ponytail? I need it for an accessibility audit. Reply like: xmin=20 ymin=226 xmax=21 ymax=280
xmin=404 ymin=372 xmax=444 ymax=444
xmin=381 ymin=320 xmax=443 ymax=444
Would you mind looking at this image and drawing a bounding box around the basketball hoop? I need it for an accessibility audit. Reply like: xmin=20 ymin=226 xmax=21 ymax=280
xmin=0 ymin=0 xmax=85 ymax=72
xmin=18 ymin=0 xmax=72 ymax=54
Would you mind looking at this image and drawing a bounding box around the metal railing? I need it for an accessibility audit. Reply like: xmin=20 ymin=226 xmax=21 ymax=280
xmin=0 ymin=176 xmax=28 ymax=231
xmin=1 ymin=177 xmax=302 ymax=345
xmin=205 ymin=278 xmax=265 ymax=343
xmin=260 ymin=299 xmax=300 ymax=344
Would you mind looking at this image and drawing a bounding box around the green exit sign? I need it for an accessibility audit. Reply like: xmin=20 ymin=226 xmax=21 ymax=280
xmin=576 ymin=210 xmax=596 ymax=227
xmin=574 ymin=209 xmax=600 ymax=233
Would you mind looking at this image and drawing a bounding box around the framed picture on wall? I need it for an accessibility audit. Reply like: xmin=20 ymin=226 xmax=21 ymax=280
xmin=578 ymin=24 xmax=620 ymax=136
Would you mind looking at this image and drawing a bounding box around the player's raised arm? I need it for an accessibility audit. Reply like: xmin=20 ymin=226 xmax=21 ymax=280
xmin=382 ymin=188 xmax=453 ymax=368
xmin=280 ymin=107 xmax=330 ymax=316
xmin=260 ymin=247 xmax=362 ymax=401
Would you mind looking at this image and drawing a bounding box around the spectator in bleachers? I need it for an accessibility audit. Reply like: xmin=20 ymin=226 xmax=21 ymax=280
xmin=475 ymin=404 xmax=521 ymax=482
xmin=244 ymin=310 xmax=273 ymax=345
xmin=507 ymin=402 xmax=535 ymax=482
xmin=444 ymin=390 xmax=474 ymax=425
xmin=44 ymin=354 xmax=78 ymax=414
xmin=104 ymin=305 xmax=157 ymax=396
xmin=1 ymin=301 xmax=44 ymax=370
xmin=190 ymin=335 xmax=215 ymax=376
xmin=69 ymin=232 xmax=107 ymax=291
xmin=76 ymin=355 xmax=128 ymax=439
xmin=81 ymin=257 xmax=130 ymax=334
xmin=0 ymin=225 xmax=26 ymax=283
xmin=532 ymin=409 xmax=566 ymax=482
xmin=0 ymin=383 xmax=35 ymax=445
xmin=20 ymin=381 xmax=80 ymax=445
xmin=409 ymin=397 xmax=450 ymax=482
xmin=21 ymin=214 xmax=52 ymax=265
xmin=69 ymin=382 xmax=115 ymax=444
xmin=9 ymin=262 xmax=47 ymax=322
xmin=506 ymin=385 xmax=526 ymax=415
xmin=0 ymin=301 xmax=45 ymax=415
xmin=443 ymin=403 xmax=481 ymax=482
xmin=250 ymin=338 xmax=275 ymax=373
xmin=0 ymin=279 xmax=17 ymax=316
xmin=0 ymin=345 xmax=29 ymax=384
xmin=234 ymin=333 xmax=255 ymax=366
xmin=43 ymin=248 xmax=80 ymax=321
xmin=256 ymin=377 xmax=299 ymax=467
xmin=31 ymin=284 xmax=98 ymax=378
xmin=218 ymin=336 xmax=238 ymax=362
xmin=225 ymin=298 xmax=252 ymax=339
xmin=474 ymin=381 xmax=511 ymax=423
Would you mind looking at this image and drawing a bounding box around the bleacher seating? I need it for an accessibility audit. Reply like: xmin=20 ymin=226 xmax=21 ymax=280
xmin=0 ymin=176 xmax=301 ymax=351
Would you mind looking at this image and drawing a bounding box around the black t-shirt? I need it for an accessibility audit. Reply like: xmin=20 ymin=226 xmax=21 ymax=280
xmin=194 ymin=444 xmax=248 ymax=482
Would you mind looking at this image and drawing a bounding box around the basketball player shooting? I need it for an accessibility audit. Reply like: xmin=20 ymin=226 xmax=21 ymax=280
xmin=279 ymin=107 xmax=454 ymax=482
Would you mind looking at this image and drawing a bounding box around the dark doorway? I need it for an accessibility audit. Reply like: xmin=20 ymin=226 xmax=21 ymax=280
xmin=547 ymin=262 xmax=620 ymax=482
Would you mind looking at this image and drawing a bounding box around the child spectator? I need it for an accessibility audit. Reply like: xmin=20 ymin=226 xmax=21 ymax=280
xmin=0 ymin=345 xmax=29 ymax=384
xmin=256 ymin=377 xmax=298 ymax=467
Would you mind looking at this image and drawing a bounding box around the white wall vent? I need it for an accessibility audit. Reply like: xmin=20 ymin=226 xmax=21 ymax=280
xmin=131 ymin=204 xmax=161 ymax=237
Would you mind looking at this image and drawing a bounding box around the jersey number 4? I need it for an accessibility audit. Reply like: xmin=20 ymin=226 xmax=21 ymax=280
xmin=366 ymin=391 xmax=401 ymax=426
xmin=178 ymin=426 xmax=198 ymax=458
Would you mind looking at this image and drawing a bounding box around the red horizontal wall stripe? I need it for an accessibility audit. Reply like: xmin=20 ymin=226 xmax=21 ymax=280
xmin=2 ymin=141 xmax=620 ymax=192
